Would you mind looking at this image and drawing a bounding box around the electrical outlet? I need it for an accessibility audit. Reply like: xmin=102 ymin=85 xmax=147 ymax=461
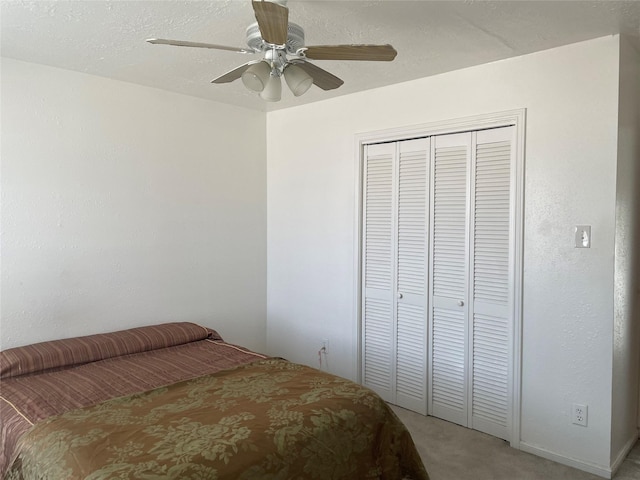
xmin=572 ymin=403 xmax=588 ymax=426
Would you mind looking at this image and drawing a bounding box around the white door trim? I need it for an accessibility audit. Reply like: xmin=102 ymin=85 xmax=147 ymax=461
xmin=353 ymin=109 xmax=526 ymax=448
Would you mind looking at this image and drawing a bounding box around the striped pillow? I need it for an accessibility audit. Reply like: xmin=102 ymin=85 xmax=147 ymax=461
xmin=0 ymin=322 xmax=220 ymax=380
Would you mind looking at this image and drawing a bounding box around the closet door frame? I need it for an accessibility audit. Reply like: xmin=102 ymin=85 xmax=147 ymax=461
xmin=354 ymin=109 xmax=526 ymax=448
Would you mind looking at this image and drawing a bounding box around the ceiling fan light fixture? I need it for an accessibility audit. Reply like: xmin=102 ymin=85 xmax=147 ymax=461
xmin=260 ymin=73 xmax=282 ymax=102
xmin=284 ymin=64 xmax=313 ymax=97
xmin=148 ymin=0 xmax=398 ymax=103
xmin=241 ymin=61 xmax=271 ymax=92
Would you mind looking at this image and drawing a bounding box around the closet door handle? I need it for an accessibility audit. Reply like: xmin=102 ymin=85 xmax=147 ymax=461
xmin=398 ymin=293 xmax=403 ymax=299
xmin=458 ymin=300 xmax=464 ymax=306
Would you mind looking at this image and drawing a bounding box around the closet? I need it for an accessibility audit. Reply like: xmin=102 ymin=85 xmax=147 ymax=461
xmin=361 ymin=125 xmax=516 ymax=442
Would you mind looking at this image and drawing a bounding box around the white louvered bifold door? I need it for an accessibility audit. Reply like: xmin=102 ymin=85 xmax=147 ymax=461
xmin=362 ymin=143 xmax=395 ymax=402
xmin=363 ymin=125 xmax=517 ymax=440
xmin=395 ymin=138 xmax=429 ymax=414
xmin=427 ymin=127 xmax=515 ymax=441
xmin=362 ymin=139 xmax=429 ymax=413
xmin=469 ymin=127 xmax=515 ymax=441
xmin=428 ymin=132 xmax=471 ymax=427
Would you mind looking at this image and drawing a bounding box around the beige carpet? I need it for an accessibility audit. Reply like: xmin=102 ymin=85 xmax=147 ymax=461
xmin=391 ymin=405 xmax=640 ymax=480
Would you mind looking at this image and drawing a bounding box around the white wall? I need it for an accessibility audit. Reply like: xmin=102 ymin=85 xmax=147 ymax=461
xmin=611 ymin=36 xmax=640 ymax=467
xmin=1 ymin=58 xmax=267 ymax=352
xmin=266 ymin=36 xmax=622 ymax=473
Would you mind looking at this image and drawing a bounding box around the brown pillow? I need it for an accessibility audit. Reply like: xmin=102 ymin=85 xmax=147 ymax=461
xmin=0 ymin=322 xmax=222 ymax=380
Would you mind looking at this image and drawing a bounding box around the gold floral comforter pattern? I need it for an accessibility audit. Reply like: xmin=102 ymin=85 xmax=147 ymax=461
xmin=7 ymin=359 xmax=429 ymax=480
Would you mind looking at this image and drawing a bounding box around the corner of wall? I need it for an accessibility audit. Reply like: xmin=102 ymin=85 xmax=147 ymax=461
xmin=610 ymin=33 xmax=640 ymax=469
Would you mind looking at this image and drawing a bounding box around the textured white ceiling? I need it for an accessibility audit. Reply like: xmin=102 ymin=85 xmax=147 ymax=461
xmin=2 ymin=1 xmax=640 ymax=112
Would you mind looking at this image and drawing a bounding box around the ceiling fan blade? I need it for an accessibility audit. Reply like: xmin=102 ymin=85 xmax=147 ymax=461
xmin=303 ymin=44 xmax=397 ymax=61
xmin=211 ymin=62 xmax=256 ymax=84
xmin=146 ymin=38 xmax=253 ymax=54
xmin=252 ymin=1 xmax=289 ymax=45
xmin=293 ymin=61 xmax=344 ymax=91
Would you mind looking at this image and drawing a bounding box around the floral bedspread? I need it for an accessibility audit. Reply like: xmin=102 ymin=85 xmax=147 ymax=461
xmin=6 ymin=358 xmax=429 ymax=480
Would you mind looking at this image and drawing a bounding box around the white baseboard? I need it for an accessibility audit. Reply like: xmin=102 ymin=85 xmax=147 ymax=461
xmin=519 ymin=442 xmax=611 ymax=479
xmin=610 ymin=430 xmax=639 ymax=477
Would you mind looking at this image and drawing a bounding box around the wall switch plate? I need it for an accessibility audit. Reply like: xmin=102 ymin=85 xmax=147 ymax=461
xmin=572 ymin=403 xmax=588 ymax=426
xmin=574 ymin=225 xmax=591 ymax=248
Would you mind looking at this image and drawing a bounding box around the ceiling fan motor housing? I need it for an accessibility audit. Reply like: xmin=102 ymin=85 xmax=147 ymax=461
xmin=245 ymin=21 xmax=305 ymax=55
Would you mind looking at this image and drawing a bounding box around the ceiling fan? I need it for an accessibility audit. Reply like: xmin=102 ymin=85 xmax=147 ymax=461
xmin=146 ymin=0 xmax=397 ymax=102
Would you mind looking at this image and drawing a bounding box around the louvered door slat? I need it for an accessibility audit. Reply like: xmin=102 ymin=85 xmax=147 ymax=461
xmin=470 ymin=128 xmax=513 ymax=441
xmin=397 ymin=303 xmax=426 ymax=399
xmin=430 ymin=133 xmax=470 ymax=426
xmin=397 ymin=145 xmax=427 ymax=296
xmin=432 ymin=306 xmax=465 ymax=414
xmin=395 ymin=138 xmax=428 ymax=414
xmin=362 ymin=143 xmax=394 ymax=401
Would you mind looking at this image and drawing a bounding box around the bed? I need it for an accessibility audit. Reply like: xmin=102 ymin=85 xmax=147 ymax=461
xmin=0 ymin=322 xmax=428 ymax=479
